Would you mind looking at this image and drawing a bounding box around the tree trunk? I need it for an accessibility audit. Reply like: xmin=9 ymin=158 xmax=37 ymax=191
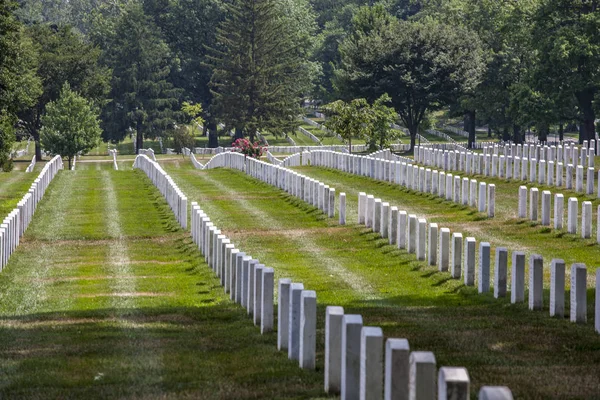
xmin=410 ymin=131 xmax=416 ymax=152
xmin=502 ymin=126 xmax=511 ymax=142
xmin=513 ymin=124 xmax=522 ymax=144
xmin=576 ymin=89 xmax=596 ymax=143
xmin=487 ymin=126 xmax=492 ymax=138
xmin=234 ymin=126 xmax=243 ymax=141
xmin=208 ymin=120 xmax=219 ymax=148
xmin=68 ymin=156 xmax=71 ymax=170
xmin=135 ymin=121 xmax=143 ymax=154
xmin=348 ymin=137 xmax=352 ymax=154
xmin=465 ymin=110 xmax=476 ymax=149
xmin=32 ymin=128 xmax=42 ymax=161
xmin=538 ymin=123 xmax=548 ymax=144
xmin=559 ymin=123 xmax=564 ymax=142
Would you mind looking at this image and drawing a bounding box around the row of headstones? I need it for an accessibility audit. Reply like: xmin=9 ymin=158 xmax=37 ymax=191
xmin=282 ymin=152 xmax=302 ymax=168
xmin=190 ymin=204 xmax=277 ymax=335
xmin=25 ymin=155 xmax=36 ymax=173
xmin=479 ymin=140 xmax=598 ymax=163
xmin=415 ymin=145 xmax=598 ymax=195
xmin=132 ymin=155 xmax=188 ymax=229
xmin=138 ymin=148 xmax=157 ymax=161
xmin=188 ymin=162 xmax=513 ymax=400
xmin=203 ymin=152 xmax=343 ymax=220
xmin=108 ymin=149 xmax=118 ymax=171
xmin=321 ymin=307 xmax=513 ymax=400
xmin=421 ymin=139 xmax=598 ymax=164
xmin=309 ymin=150 xmax=496 ymax=217
xmin=189 ymin=152 xmax=205 ymax=169
xmin=3 ymin=155 xmax=64 ymax=271
xmin=518 ymin=186 xmax=600 ymax=242
xmin=357 ymin=191 xmax=599 ymax=330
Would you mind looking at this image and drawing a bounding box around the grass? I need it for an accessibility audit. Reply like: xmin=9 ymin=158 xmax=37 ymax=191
xmin=160 ymin=159 xmax=600 ymax=399
xmin=0 ymin=162 xmax=325 ymax=399
xmin=0 ymin=165 xmax=45 ymax=217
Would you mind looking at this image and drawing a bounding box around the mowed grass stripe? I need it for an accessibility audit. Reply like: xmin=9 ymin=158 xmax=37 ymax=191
xmin=162 ymin=160 xmax=600 ymax=398
xmin=0 ymin=165 xmax=325 ymax=399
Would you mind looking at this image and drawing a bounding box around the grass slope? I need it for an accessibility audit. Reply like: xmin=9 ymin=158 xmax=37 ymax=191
xmin=162 ymin=160 xmax=600 ymax=399
xmin=0 ymin=162 xmax=324 ymax=399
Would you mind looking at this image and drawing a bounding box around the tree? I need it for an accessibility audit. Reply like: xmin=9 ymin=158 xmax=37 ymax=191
xmin=364 ymin=94 xmax=398 ymax=151
xmin=18 ymin=24 xmax=110 ymax=160
xmin=182 ymin=101 xmax=205 ymax=135
xmin=101 ymin=3 xmax=182 ymax=153
xmin=207 ymin=0 xmax=312 ymax=143
xmin=531 ymin=0 xmax=600 ymax=143
xmin=335 ymin=7 xmax=484 ymax=150
xmin=0 ymin=0 xmax=41 ymax=171
xmin=322 ymin=97 xmax=370 ymax=153
xmin=40 ymin=82 xmax=101 ymax=169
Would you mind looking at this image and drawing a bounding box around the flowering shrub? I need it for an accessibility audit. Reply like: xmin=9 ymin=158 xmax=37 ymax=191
xmin=233 ymin=138 xmax=265 ymax=159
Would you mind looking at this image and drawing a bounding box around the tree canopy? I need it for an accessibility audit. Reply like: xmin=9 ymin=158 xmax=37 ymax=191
xmin=40 ymin=82 xmax=101 ymax=169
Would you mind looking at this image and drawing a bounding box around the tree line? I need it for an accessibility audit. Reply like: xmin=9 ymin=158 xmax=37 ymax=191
xmin=0 ymin=0 xmax=598 ymax=167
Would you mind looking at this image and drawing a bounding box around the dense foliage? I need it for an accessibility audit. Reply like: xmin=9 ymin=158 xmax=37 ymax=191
xmin=0 ymin=0 xmax=597 ymax=161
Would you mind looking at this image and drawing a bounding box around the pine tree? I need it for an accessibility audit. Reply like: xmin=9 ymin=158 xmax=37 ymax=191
xmin=207 ymin=0 xmax=308 ymax=143
xmin=102 ymin=3 xmax=181 ymax=153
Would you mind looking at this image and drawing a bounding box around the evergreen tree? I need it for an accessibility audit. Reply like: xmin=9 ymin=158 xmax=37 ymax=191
xmin=0 ymin=0 xmax=41 ymax=170
xmin=102 ymin=3 xmax=182 ymax=153
xmin=207 ymin=0 xmax=310 ymax=143
xmin=41 ymin=82 xmax=101 ymax=169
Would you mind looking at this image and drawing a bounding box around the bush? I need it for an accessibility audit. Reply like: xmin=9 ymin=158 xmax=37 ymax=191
xmin=233 ymin=138 xmax=265 ymax=159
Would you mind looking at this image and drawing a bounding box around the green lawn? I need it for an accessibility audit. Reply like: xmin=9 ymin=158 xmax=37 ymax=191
xmin=0 ymin=165 xmax=45 ymax=217
xmin=0 ymin=163 xmax=324 ymax=399
xmin=161 ymin=159 xmax=600 ymax=399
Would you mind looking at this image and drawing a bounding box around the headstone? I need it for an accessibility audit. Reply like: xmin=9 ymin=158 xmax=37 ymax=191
xmin=409 ymin=352 xmax=436 ymax=400
xmin=549 ymin=259 xmax=565 ymax=318
xmin=384 ymin=339 xmax=410 ymax=400
xmin=511 ymin=252 xmax=525 ymax=304
xmin=389 ymin=207 xmax=398 ymax=245
xmin=288 ymin=282 xmax=305 ymax=360
xmin=478 ymin=387 xmax=514 ymax=400
xmin=568 ymin=198 xmax=578 ymax=234
xmin=582 ymin=201 xmax=592 ymax=238
xmin=451 ymin=233 xmax=463 ymax=279
xmin=398 ymin=211 xmax=408 ymax=249
xmin=438 ymin=228 xmax=450 ymax=272
xmin=518 ymin=186 xmax=527 ymax=218
xmin=464 ymin=237 xmax=476 ymax=286
xmin=416 ymin=219 xmax=427 ymax=261
xmin=428 ymin=223 xmax=438 ymax=266
xmin=261 ymin=267 xmax=274 ymax=333
xmin=381 ymin=203 xmax=390 ymax=238
xmin=342 ymin=314 xmax=363 ymax=400
xmin=325 ymin=306 xmax=345 ymax=394
xmin=478 ymin=182 xmax=487 ymax=213
xmin=488 ymin=184 xmax=496 ymax=217
xmin=438 ymin=367 xmax=469 ymax=400
xmin=408 ymin=215 xmax=417 ymax=254
xmin=373 ymin=199 xmax=382 ymax=233
xmin=529 ymin=254 xmax=543 ymax=311
xmin=278 ymin=279 xmax=292 ymax=350
xmin=478 ymin=242 xmax=491 ymax=293
xmin=541 ymin=190 xmax=551 ymax=226
xmin=253 ymin=265 xmax=264 ymax=324
xmin=494 ymin=247 xmax=508 ymax=298
xmin=570 ymin=263 xmax=587 ymax=323
xmin=576 ymin=165 xmax=584 ymax=192
xmin=358 ymin=192 xmax=367 ymax=224
xmin=554 ymin=194 xmax=564 ymax=230
xmin=366 ymin=195 xmax=375 ymax=228
xmin=529 ymin=188 xmax=539 ymax=221
xmin=360 ymin=327 xmax=384 ymax=400
xmin=300 ymin=290 xmax=317 ymax=369
xmin=340 ymin=193 xmax=347 ymax=225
